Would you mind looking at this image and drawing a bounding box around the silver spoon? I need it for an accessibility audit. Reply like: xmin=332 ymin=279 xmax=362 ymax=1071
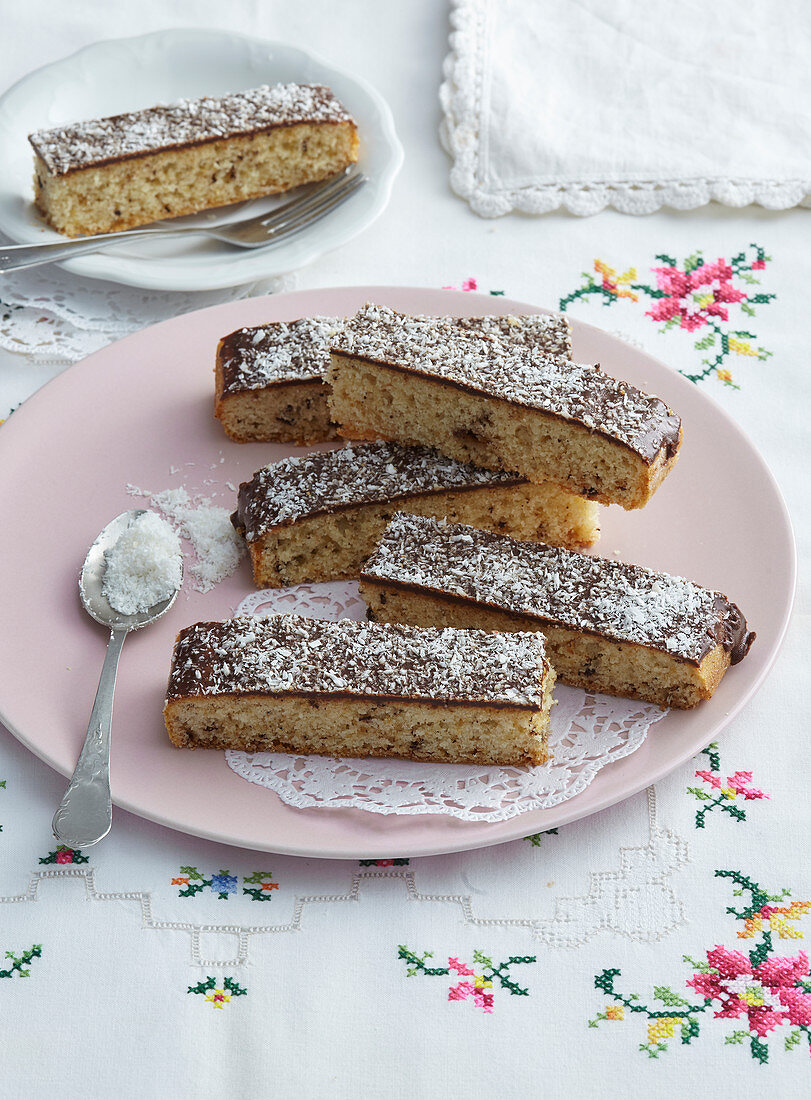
xmin=52 ymin=509 xmax=182 ymax=848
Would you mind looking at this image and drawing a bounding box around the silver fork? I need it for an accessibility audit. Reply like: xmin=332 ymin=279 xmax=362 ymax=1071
xmin=0 ymin=166 xmax=367 ymax=273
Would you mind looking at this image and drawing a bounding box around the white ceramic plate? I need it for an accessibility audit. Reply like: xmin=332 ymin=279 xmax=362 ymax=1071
xmin=0 ymin=29 xmax=403 ymax=291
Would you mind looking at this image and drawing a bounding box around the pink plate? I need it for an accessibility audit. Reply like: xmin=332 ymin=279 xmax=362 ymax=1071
xmin=0 ymin=287 xmax=795 ymax=858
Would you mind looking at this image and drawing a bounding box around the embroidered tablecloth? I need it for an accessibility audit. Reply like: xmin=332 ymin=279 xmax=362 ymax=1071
xmin=0 ymin=4 xmax=807 ymax=1097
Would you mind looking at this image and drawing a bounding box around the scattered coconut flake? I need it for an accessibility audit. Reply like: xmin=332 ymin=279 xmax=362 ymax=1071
xmin=102 ymin=512 xmax=182 ymax=614
xmin=127 ymin=484 xmax=245 ymax=593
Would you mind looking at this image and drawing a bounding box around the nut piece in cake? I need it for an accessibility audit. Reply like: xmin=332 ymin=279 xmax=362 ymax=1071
xmin=359 ymin=512 xmax=754 ymax=709
xmin=328 ymin=304 xmax=682 ymax=509
xmin=232 ymin=440 xmax=600 ymax=587
xmin=215 ymin=317 xmax=344 ymax=445
xmin=29 ymin=84 xmax=359 ymax=237
xmin=163 ymin=614 xmax=555 ymax=767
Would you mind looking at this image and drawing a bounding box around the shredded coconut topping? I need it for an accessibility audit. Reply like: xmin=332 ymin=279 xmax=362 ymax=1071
xmin=219 ymin=312 xmax=571 ymax=395
xmin=166 ymin=614 xmax=549 ymax=708
xmin=30 ymin=84 xmax=355 ymax=176
xmin=235 ymin=441 xmax=523 ymax=540
xmin=361 ymin=513 xmax=734 ymax=664
xmin=331 ymin=304 xmax=681 ymax=462
xmin=218 ymin=316 xmax=343 ymax=393
xmin=102 ymin=512 xmax=181 ymax=614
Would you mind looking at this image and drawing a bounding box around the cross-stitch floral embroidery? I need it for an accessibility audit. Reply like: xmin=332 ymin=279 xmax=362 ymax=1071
xmin=359 ymin=858 xmax=410 ymax=867
xmin=1 ymin=945 xmax=42 ymax=979
xmin=187 ymin=975 xmax=247 ymax=1009
xmin=524 ymin=828 xmax=558 ymax=847
xmin=39 ymin=845 xmax=89 ymax=865
xmin=559 ymin=245 xmax=774 ymax=387
xmin=171 ymin=867 xmax=279 ymax=900
xmin=589 ymin=870 xmax=811 ymax=1063
xmin=398 ymin=946 xmax=535 ymax=1013
xmin=687 ymin=743 xmax=769 ymax=829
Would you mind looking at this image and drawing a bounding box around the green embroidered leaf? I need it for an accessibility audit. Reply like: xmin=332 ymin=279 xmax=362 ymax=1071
xmin=724 ymin=1030 xmax=749 ymax=1045
xmin=785 ymin=1029 xmax=802 ymax=1051
xmin=683 ymin=254 xmax=702 ymax=273
xmin=594 ymin=969 xmax=621 ymax=995
xmin=652 ymin=986 xmax=690 ymax=1007
xmin=693 ymin=334 xmax=716 ymax=350
xmin=721 ymin=804 xmax=746 ymax=822
xmin=741 ymin=302 xmax=756 ymax=317
xmin=680 ymin=1018 xmax=700 ymax=1044
xmin=187 ymin=977 xmax=216 ymax=995
xmin=682 ymin=955 xmax=712 ymax=973
xmin=750 ymin=1035 xmax=769 ymax=1064
xmin=654 ymin=254 xmax=677 ymax=267
xmin=687 ymin=787 xmax=711 ymax=800
xmin=473 ymin=949 xmax=493 ymax=968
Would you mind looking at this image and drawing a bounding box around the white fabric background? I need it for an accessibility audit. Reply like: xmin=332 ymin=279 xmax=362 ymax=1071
xmin=442 ymin=0 xmax=811 ymax=214
xmin=0 ymin=3 xmax=808 ymax=1098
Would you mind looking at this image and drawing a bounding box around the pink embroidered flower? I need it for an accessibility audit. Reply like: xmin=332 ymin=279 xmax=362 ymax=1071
xmin=687 ymin=945 xmax=810 ymax=1037
xmin=441 ymin=277 xmax=478 ymax=292
xmin=56 ymin=848 xmax=74 ymax=864
xmin=449 ymin=981 xmax=475 ymax=1001
xmin=375 ymin=859 xmax=394 ymax=867
xmin=448 ymin=957 xmax=475 ymax=976
xmin=752 ymin=259 xmax=766 ymax=270
xmin=695 ymin=769 xmax=768 ymax=801
xmin=647 ymin=258 xmax=748 ymax=332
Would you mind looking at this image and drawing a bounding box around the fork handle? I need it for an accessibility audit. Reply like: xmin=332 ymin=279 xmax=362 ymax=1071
xmin=52 ymin=627 xmax=127 ymax=848
xmin=0 ymin=232 xmax=167 ymax=273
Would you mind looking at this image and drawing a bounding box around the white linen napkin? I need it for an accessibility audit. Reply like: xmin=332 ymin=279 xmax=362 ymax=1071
xmin=441 ymin=0 xmax=811 ymax=215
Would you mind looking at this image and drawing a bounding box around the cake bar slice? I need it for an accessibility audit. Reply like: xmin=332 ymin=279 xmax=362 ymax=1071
xmin=359 ymin=513 xmax=754 ymax=709
xmin=30 ymin=84 xmax=359 ymax=237
xmin=233 ymin=440 xmax=599 ymax=587
xmin=164 ymin=614 xmax=555 ymax=766
xmin=215 ymin=317 xmax=343 ymax=445
xmin=215 ymin=311 xmax=573 ymax=446
xmin=329 ymin=304 xmax=682 ymax=509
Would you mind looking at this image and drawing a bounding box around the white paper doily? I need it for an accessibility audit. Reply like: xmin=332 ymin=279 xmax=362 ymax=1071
xmin=0 ymin=251 xmax=295 ymax=363
xmin=225 ymin=583 xmax=667 ymax=822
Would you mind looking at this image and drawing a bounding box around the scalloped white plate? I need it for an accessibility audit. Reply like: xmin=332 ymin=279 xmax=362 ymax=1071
xmin=0 ymin=29 xmax=403 ymax=290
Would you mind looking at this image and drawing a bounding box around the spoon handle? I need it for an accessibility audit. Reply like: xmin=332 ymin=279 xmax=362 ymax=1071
xmin=52 ymin=627 xmax=127 ymax=848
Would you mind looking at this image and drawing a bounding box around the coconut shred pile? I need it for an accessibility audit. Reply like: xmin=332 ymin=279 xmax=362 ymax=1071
xmin=127 ymin=485 xmax=244 ymax=593
xmin=102 ymin=512 xmax=182 ymax=614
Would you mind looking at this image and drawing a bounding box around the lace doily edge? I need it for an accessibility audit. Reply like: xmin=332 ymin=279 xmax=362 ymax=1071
xmin=224 ymin=702 xmax=664 ymax=823
xmin=439 ymin=0 xmax=811 ymax=218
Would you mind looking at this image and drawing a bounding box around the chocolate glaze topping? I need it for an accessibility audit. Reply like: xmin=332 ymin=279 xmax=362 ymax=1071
xmin=30 ymin=84 xmax=355 ymax=176
xmin=218 ymin=312 xmax=572 ymax=396
xmin=234 ymin=441 xmax=525 ymax=541
xmin=331 ymin=304 xmax=682 ymax=465
xmin=361 ymin=513 xmax=754 ymax=667
xmin=166 ymin=614 xmax=550 ymax=709
xmin=218 ymin=316 xmax=343 ymax=395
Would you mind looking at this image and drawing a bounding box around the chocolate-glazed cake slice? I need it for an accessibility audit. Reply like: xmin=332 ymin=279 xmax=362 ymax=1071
xmin=215 ymin=317 xmax=344 ymax=445
xmin=215 ymin=312 xmax=573 ymax=446
xmin=232 ymin=440 xmax=599 ymax=587
xmin=164 ymin=615 xmax=555 ymax=767
xmin=359 ymin=513 xmax=754 ymax=709
xmin=29 ymin=84 xmax=359 ymax=237
xmin=328 ymin=304 xmax=682 ymax=509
